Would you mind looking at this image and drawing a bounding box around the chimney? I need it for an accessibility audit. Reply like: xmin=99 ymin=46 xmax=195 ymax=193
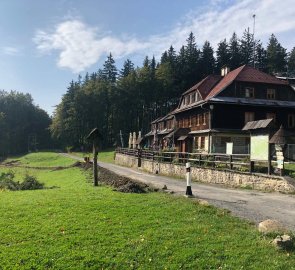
xmin=221 ymin=66 xmax=230 ymax=77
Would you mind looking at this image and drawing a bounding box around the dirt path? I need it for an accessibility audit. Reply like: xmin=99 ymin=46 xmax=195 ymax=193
xmin=62 ymin=153 xmax=295 ymax=231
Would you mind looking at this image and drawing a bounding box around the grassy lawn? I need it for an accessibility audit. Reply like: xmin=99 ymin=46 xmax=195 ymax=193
xmin=0 ymin=153 xmax=294 ymax=269
xmin=72 ymin=148 xmax=115 ymax=164
xmin=3 ymin=152 xmax=75 ymax=167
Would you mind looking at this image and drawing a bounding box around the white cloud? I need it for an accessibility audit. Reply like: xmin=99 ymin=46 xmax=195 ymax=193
xmin=1 ymin=46 xmax=20 ymax=56
xmin=34 ymin=0 xmax=295 ymax=73
xmin=34 ymin=20 xmax=149 ymax=73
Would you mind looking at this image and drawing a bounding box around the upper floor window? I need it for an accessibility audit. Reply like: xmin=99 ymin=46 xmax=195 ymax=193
xmin=245 ymin=87 xmax=255 ymax=98
xmin=288 ymin=114 xmax=295 ymax=128
xmin=185 ymin=95 xmax=190 ymax=105
xmin=203 ymin=113 xmax=207 ymax=125
xmin=191 ymin=93 xmax=195 ymax=103
xmin=267 ymin=89 xmax=276 ymax=99
xmin=245 ymin=112 xmax=255 ymax=124
xmin=197 ymin=114 xmax=201 ymax=126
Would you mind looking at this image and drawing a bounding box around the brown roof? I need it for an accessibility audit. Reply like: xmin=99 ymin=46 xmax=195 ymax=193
xmin=242 ymin=118 xmax=273 ymax=131
xmin=269 ymin=125 xmax=295 ymax=144
xmin=206 ymin=65 xmax=288 ymax=100
xmin=182 ymin=74 xmax=221 ymax=99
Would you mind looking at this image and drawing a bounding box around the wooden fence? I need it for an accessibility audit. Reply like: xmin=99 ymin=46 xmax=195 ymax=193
xmin=115 ymin=148 xmax=253 ymax=172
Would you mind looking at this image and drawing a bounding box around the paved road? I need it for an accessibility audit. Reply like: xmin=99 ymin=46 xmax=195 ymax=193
xmin=63 ymin=153 xmax=295 ymax=231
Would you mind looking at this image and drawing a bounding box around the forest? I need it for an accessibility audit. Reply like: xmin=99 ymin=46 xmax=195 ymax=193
xmin=0 ymin=91 xmax=51 ymax=157
xmin=1 ymin=30 xmax=295 ymax=154
xmin=50 ymin=30 xmax=295 ymax=149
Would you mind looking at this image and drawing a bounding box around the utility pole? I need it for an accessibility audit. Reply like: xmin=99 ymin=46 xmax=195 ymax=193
xmin=253 ymin=14 xmax=256 ymax=68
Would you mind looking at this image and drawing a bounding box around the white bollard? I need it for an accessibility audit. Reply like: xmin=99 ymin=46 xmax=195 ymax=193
xmin=185 ymin=162 xmax=193 ymax=197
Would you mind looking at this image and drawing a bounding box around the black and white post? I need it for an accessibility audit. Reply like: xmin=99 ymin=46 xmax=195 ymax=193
xmin=185 ymin=162 xmax=193 ymax=197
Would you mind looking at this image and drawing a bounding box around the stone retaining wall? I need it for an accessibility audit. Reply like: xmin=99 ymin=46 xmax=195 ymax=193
xmin=115 ymin=153 xmax=295 ymax=193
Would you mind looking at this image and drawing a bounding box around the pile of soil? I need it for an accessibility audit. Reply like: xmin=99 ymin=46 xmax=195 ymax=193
xmin=77 ymin=161 xmax=155 ymax=193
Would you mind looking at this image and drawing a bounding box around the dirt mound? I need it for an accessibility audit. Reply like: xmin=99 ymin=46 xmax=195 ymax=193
xmin=2 ymin=160 xmax=21 ymax=166
xmin=98 ymin=166 xmax=149 ymax=193
xmin=74 ymin=161 xmax=155 ymax=193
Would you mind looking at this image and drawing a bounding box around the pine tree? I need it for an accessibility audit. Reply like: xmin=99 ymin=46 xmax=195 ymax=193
xmin=255 ymin=42 xmax=267 ymax=71
xmin=102 ymin=53 xmax=117 ymax=83
xmin=229 ymin=32 xmax=242 ymax=69
xmin=216 ymin=39 xmax=230 ymax=72
xmin=200 ymin=41 xmax=215 ymax=77
xmin=240 ymin=28 xmax=254 ymax=66
xmin=288 ymin=47 xmax=295 ymax=76
xmin=160 ymin=51 xmax=168 ymax=64
xmin=266 ymin=34 xmax=287 ymax=74
xmin=120 ymin=59 xmax=134 ymax=78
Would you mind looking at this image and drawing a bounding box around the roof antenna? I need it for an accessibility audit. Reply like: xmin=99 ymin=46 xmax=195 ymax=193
xmin=252 ymin=14 xmax=256 ymax=68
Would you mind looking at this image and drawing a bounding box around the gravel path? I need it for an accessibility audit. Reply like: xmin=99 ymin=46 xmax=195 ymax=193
xmin=63 ymin=153 xmax=295 ymax=231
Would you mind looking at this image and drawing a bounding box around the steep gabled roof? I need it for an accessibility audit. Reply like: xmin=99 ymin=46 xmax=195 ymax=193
xmin=206 ymin=65 xmax=288 ymax=100
xmin=205 ymin=65 xmax=245 ymax=100
xmin=182 ymin=74 xmax=221 ymax=99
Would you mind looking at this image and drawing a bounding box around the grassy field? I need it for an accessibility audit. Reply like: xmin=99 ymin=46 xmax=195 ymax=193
xmin=3 ymin=152 xmax=75 ymax=167
xmin=0 ymin=152 xmax=294 ymax=269
xmin=72 ymin=149 xmax=115 ymax=164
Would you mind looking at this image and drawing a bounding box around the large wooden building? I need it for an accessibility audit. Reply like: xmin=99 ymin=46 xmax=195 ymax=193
xmin=144 ymin=65 xmax=295 ymax=154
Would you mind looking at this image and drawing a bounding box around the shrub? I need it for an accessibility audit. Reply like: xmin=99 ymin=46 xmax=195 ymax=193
xmin=19 ymin=174 xmax=44 ymax=190
xmin=0 ymin=172 xmax=44 ymax=191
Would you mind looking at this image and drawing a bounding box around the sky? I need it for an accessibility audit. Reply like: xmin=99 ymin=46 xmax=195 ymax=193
xmin=1 ymin=0 xmax=295 ymax=115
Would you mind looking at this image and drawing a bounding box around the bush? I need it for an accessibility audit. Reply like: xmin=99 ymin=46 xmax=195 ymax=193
xmin=0 ymin=171 xmax=44 ymax=191
xmin=19 ymin=174 xmax=44 ymax=190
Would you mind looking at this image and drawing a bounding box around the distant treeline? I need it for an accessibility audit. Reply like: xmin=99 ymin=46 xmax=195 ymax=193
xmin=0 ymin=91 xmax=51 ymax=157
xmin=51 ymin=30 xmax=295 ymax=149
xmin=2 ymin=30 xmax=295 ymax=154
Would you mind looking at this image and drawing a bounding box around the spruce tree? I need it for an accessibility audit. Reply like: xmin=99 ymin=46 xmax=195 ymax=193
xmin=240 ymin=28 xmax=254 ymax=66
xmin=200 ymin=41 xmax=215 ymax=77
xmin=120 ymin=59 xmax=134 ymax=78
xmin=229 ymin=32 xmax=242 ymax=69
xmin=216 ymin=39 xmax=230 ymax=72
xmin=102 ymin=53 xmax=117 ymax=83
xmin=255 ymin=42 xmax=267 ymax=71
xmin=266 ymin=34 xmax=287 ymax=74
xmin=288 ymin=47 xmax=295 ymax=76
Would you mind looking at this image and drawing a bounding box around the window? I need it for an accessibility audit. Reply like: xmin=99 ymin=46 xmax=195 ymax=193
xmin=288 ymin=114 xmax=295 ymax=128
xmin=185 ymin=95 xmax=190 ymax=105
xmin=267 ymin=89 xmax=276 ymax=99
xmin=198 ymin=114 xmax=202 ymax=126
xmin=195 ymin=92 xmax=199 ymax=102
xmin=200 ymin=137 xmax=205 ymax=149
xmin=266 ymin=113 xmax=276 ymax=123
xmin=181 ymin=99 xmax=185 ymax=107
xmin=245 ymin=87 xmax=255 ymax=98
xmin=191 ymin=93 xmax=195 ymax=103
xmin=245 ymin=112 xmax=255 ymax=124
xmin=203 ymin=113 xmax=207 ymax=125
xmin=189 ymin=116 xmax=192 ymax=127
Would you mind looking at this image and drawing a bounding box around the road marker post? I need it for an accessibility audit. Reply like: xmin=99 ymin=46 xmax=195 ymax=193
xmin=185 ymin=162 xmax=193 ymax=197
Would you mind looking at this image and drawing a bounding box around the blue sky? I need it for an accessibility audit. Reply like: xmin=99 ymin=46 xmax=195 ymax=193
xmin=1 ymin=0 xmax=295 ymax=115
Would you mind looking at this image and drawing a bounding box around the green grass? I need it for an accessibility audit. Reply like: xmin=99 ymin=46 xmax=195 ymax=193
xmin=4 ymin=152 xmax=75 ymax=167
xmin=72 ymin=148 xmax=115 ymax=164
xmin=0 ymin=152 xmax=294 ymax=269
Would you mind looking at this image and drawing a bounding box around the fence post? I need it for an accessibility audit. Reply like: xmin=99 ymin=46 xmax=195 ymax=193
xmin=249 ymin=161 xmax=254 ymax=173
xmin=229 ymin=155 xmax=233 ymax=170
xmin=137 ymin=149 xmax=142 ymax=167
xmin=185 ymin=162 xmax=193 ymax=197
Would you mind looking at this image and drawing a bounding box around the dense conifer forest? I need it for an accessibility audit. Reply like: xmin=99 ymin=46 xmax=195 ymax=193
xmin=1 ymin=31 xmax=295 ymax=153
xmin=0 ymin=91 xmax=51 ymax=156
xmin=51 ymin=31 xmax=295 ymax=149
